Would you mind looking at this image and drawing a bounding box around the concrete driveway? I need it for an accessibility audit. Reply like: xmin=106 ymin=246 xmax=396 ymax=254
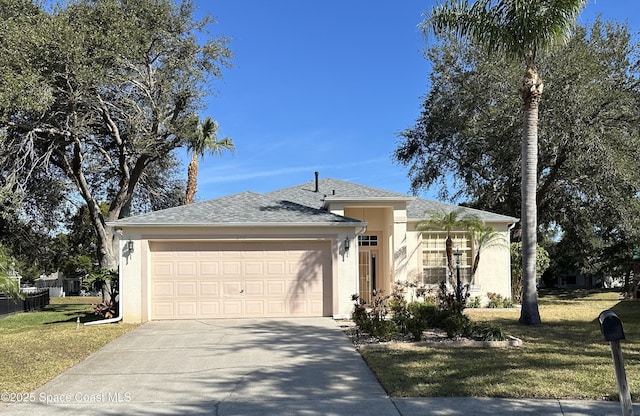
xmin=0 ymin=318 xmax=398 ymax=416
xmin=2 ymin=318 xmax=637 ymax=415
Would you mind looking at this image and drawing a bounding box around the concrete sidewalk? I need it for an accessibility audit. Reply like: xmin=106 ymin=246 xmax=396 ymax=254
xmin=392 ymin=397 xmax=639 ymax=415
xmin=0 ymin=318 xmax=636 ymax=415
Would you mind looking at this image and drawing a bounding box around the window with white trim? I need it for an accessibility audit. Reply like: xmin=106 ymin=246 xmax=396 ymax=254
xmin=421 ymin=232 xmax=472 ymax=285
xmin=358 ymin=235 xmax=378 ymax=247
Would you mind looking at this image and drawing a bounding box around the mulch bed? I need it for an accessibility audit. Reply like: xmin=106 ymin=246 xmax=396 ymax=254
xmin=339 ymin=321 xmax=522 ymax=350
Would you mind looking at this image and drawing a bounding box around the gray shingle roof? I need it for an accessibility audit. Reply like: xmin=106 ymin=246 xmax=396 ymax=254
xmin=406 ymin=199 xmax=519 ymax=223
xmin=265 ymin=178 xmax=413 ymax=209
xmin=109 ymin=191 xmax=364 ymax=227
xmin=108 ymin=177 xmax=518 ymax=227
xmin=267 ymin=178 xmax=517 ymax=223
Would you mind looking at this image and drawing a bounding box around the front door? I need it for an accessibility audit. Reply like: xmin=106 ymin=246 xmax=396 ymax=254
xmin=358 ymin=250 xmax=377 ymax=305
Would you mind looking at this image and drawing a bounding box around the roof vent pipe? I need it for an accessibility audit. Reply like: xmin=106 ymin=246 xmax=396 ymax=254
xmin=314 ymin=171 xmax=319 ymax=192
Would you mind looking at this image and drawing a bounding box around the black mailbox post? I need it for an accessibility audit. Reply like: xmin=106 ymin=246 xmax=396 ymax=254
xmin=598 ymin=310 xmax=633 ymax=416
xmin=599 ymin=309 xmax=626 ymax=342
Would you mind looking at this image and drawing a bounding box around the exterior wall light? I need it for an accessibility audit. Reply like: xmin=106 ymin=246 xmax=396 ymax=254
xmin=127 ymin=240 xmax=134 ymax=253
xmin=344 ymin=237 xmax=350 ymax=253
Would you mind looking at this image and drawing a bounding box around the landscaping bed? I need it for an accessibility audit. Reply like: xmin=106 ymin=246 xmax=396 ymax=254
xmin=355 ymin=289 xmax=640 ymax=400
xmin=341 ymin=319 xmax=523 ymax=349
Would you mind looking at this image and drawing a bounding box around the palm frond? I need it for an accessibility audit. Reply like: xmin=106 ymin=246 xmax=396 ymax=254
xmin=186 ymin=116 xmax=235 ymax=159
xmin=422 ymin=0 xmax=587 ymax=61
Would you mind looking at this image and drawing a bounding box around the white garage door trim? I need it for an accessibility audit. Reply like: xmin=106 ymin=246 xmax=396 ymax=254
xmin=149 ymin=240 xmax=331 ymax=319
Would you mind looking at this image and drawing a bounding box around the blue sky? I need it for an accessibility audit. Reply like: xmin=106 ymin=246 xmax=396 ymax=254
xmin=186 ymin=0 xmax=640 ymax=203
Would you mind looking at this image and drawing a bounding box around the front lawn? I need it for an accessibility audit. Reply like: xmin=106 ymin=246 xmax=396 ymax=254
xmin=0 ymin=297 xmax=138 ymax=392
xmin=361 ymin=289 xmax=640 ymax=400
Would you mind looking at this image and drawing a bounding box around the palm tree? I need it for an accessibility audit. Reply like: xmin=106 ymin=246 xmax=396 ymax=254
xmin=468 ymin=224 xmax=507 ymax=285
xmin=184 ymin=116 xmax=235 ymax=204
xmin=423 ymin=0 xmax=586 ymax=324
xmin=418 ymin=209 xmax=481 ymax=285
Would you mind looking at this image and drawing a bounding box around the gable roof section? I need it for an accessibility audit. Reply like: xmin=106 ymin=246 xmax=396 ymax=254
xmin=268 ymin=178 xmax=517 ymax=223
xmin=109 ymin=191 xmax=364 ymax=228
xmin=266 ymin=178 xmax=414 ymax=209
xmin=406 ymin=199 xmax=518 ymax=223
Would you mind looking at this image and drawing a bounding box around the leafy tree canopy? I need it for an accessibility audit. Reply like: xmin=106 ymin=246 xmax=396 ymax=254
xmin=0 ymin=244 xmax=25 ymax=300
xmin=0 ymin=0 xmax=232 ymax=269
xmin=395 ymin=19 xmax=640 ymax=277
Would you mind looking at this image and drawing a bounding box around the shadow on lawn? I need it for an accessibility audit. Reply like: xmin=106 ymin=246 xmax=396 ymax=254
xmin=40 ymin=303 xmax=109 ymax=325
xmin=539 ymin=287 xmax=623 ymax=301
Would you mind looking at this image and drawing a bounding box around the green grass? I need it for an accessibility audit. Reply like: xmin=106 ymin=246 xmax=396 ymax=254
xmin=361 ymin=289 xmax=640 ymax=400
xmin=0 ymin=297 xmax=138 ymax=392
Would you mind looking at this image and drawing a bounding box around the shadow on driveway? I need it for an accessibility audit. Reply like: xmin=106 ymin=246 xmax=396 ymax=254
xmin=1 ymin=318 xmax=398 ymax=416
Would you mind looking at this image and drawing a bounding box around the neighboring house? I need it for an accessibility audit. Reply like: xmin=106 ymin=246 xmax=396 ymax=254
xmin=35 ymin=272 xmax=83 ymax=296
xmin=35 ymin=272 xmax=60 ymax=289
xmin=109 ymin=175 xmax=518 ymax=323
xmin=553 ymin=271 xmax=623 ymax=289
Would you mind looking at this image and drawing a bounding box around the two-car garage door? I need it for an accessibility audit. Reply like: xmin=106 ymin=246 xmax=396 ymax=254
xmin=149 ymin=241 xmax=331 ymax=319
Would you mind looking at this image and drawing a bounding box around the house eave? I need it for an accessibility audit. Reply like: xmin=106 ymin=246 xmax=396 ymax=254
xmin=322 ymin=196 xmax=415 ymax=209
xmin=106 ymin=221 xmax=367 ymax=229
xmin=407 ymin=216 xmax=520 ymax=224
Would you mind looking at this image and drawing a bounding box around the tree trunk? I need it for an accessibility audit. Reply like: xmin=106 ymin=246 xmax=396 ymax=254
xmin=445 ymin=235 xmax=454 ymax=284
xmin=519 ymin=62 xmax=543 ymax=325
xmin=185 ymin=154 xmax=198 ymax=204
xmin=472 ymin=251 xmax=480 ymax=284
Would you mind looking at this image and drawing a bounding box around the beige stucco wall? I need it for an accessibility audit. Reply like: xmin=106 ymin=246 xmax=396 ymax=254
xmin=404 ymin=227 xmax=424 ymax=284
xmin=344 ymin=207 xmax=393 ymax=295
xmin=115 ymin=225 xmax=359 ymax=323
xmin=470 ymin=221 xmax=513 ymax=304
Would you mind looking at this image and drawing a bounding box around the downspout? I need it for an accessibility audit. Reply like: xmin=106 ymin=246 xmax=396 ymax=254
xmin=85 ymin=232 xmax=123 ymax=326
xmin=508 ymin=222 xmax=517 ymax=240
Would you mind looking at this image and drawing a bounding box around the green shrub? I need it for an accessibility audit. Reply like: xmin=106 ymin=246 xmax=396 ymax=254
xmin=487 ymin=292 xmax=503 ymax=308
xmin=351 ymin=293 xmax=397 ymax=341
xmin=486 ymin=292 xmax=515 ymax=308
xmin=473 ymin=323 xmax=507 ymax=341
xmin=408 ymin=302 xmax=439 ymax=324
xmin=389 ymin=298 xmax=410 ymax=334
xmin=369 ymin=318 xmax=397 ymax=341
xmin=389 ymin=299 xmax=441 ymax=341
xmin=352 ymin=284 xmax=507 ymax=342
xmin=406 ymin=302 xmax=440 ymax=340
xmin=467 ymin=297 xmax=482 ymax=308
xmin=352 ymin=302 xmax=369 ymax=329
xmin=442 ymin=312 xmax=472 ymax=338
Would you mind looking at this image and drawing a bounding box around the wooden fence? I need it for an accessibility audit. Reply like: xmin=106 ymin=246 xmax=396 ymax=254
xmin=0 ymin=289 xmax=50 ymax=317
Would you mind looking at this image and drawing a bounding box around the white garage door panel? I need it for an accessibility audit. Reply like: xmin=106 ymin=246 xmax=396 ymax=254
xmin=244 ymin=280 xmax=265 ymax=295
xmin=222 ymin=301 xmax=242 ymax=316
xmin=200 ymin=301 xmax=220 ymax=316
xmin=153 ymin=302 xmax=174 ymax=318
xmin=149 ymin=241 xmax=330 ymax=319
xmin=200 ymin=281 xmax=219 ymax=296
